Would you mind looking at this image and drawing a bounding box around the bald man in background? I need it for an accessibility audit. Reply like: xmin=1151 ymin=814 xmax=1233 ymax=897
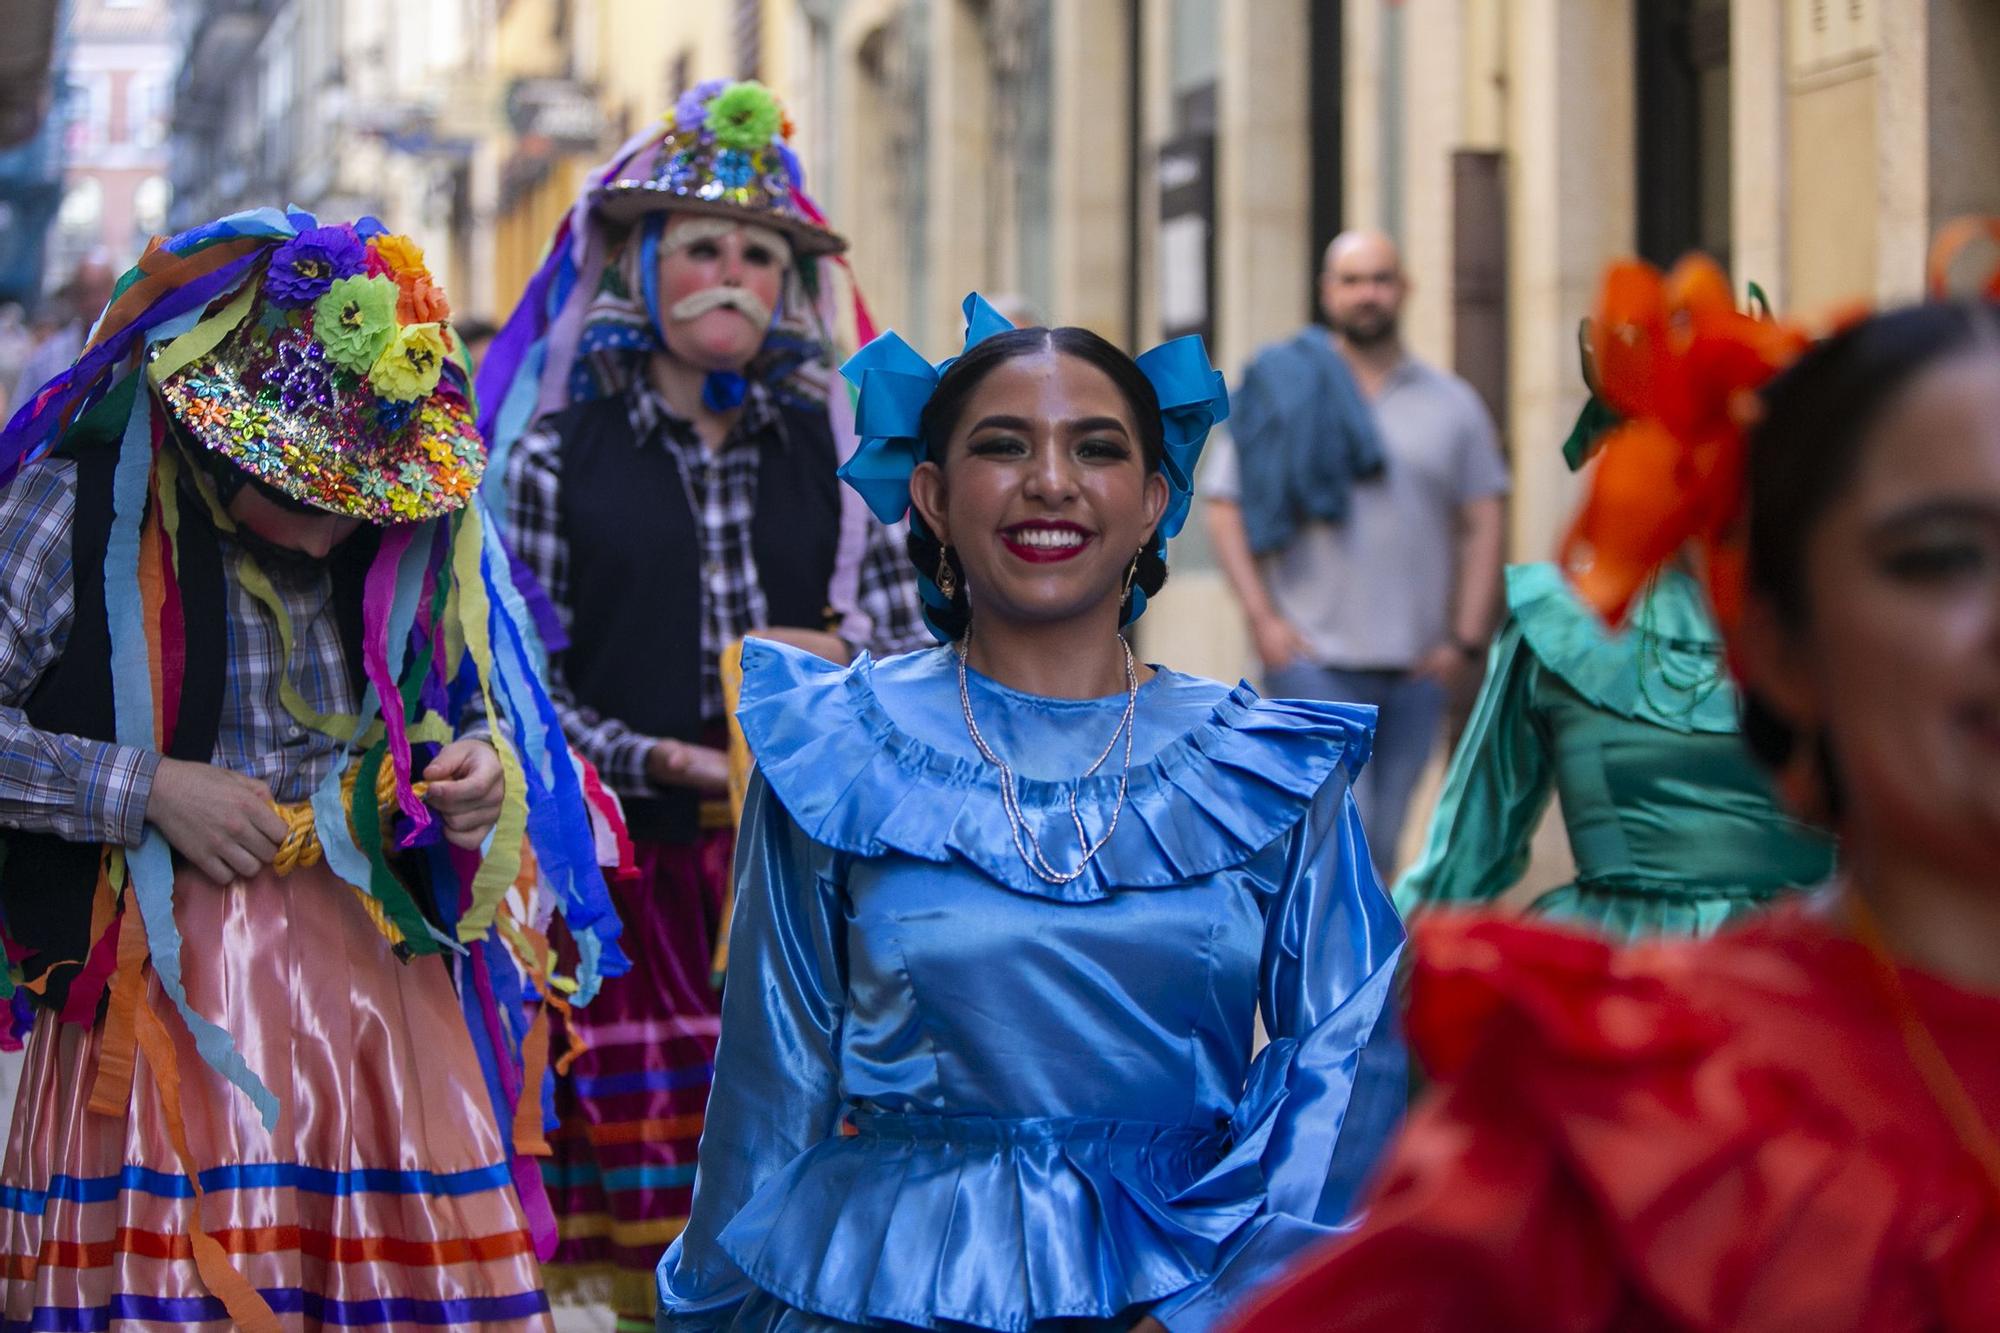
xmin=1203 ymin=231 xmax=1507 ymax=877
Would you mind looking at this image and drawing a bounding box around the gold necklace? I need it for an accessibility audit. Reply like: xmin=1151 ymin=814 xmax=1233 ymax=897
xmin=1845 ymin=889 xmax=2000 ymax=1205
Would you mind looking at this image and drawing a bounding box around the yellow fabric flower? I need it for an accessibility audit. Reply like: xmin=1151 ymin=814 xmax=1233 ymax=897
xmin=387 ymin=485 xmax=427 ymax=521
xmin=369 ymin=233 xmax=431 ymax=281
xmin=369 ymin=323 xmax=449 ymax=403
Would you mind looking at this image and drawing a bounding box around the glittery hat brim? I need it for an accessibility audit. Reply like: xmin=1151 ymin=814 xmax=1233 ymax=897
xmin=588 ymin=184 xmax=849 ymax=257
xmin=155 ymin=318 xmax=487 ymax=525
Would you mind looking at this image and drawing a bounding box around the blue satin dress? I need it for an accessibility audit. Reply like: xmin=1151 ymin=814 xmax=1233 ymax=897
xmin=655 ymin=641 xmax=1407 ymax=1332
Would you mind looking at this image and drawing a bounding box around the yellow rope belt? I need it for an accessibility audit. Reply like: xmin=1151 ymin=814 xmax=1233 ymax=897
xmin=270 ymin=765 xmax=430 ymax=946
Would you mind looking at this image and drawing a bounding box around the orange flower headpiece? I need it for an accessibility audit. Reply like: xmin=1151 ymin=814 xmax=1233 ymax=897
xmin=1556 ymin=255 xmax=1814 ymax=640
xmin=1562 ymin=223 xmax=2000 ymax=648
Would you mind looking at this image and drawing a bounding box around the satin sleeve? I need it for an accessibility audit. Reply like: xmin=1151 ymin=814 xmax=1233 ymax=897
xmin=1392 ymin=616 xmax=1554 ymax=917
xmin=1152 ymin=774 xmax=1407 ymax=1333
xmin=655 ymin=770 xmax=849 ymax=1329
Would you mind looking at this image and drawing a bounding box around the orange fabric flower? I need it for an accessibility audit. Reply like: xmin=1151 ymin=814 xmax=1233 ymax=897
xmin=1558 ymin=255 xmax=1809 ymax=635
xmin=394 ymin=272 xmax=452 ymax=325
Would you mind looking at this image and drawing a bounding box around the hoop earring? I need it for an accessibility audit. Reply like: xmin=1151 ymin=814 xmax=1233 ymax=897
xmin=1121 ymin=550 xmax=1142 ymax=604
xmin=935 ymin=547 xmax=958 ymax=601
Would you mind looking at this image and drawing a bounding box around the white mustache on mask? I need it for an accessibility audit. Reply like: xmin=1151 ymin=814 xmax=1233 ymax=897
xmin=668 ymin=284 xmax=775 ymax=328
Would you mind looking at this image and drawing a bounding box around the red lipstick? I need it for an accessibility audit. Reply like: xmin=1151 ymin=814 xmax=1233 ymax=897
xmin=999 ymin=520 xmax=1094 ymax=564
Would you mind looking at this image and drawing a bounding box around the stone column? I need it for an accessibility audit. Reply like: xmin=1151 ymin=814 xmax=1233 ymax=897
xmin=1397 ymin=0 xmax=1467 ymax=366
xmin=1050 ymin=0 xmax=1134 ymax=339
xmin=926 ymin=0 xmax=994 ymax=351
xmin=1732 ymin=0 xmax=1789 ymax=307
xmin=1215 ymin=0 xmax=1310 ymax=371
xmin=1504 ymin=0 xmax=1634 ymax=562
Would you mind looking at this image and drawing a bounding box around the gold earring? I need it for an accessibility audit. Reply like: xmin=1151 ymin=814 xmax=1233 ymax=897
xmin=936 ymin=547 xmax=958 ymax=600
xmin=1122 ymin=550 xmax=1142 ymax=602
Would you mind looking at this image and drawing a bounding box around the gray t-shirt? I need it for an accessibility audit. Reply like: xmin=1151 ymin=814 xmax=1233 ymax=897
xmin=1202 ymin=353 xmax=1508 ymax=669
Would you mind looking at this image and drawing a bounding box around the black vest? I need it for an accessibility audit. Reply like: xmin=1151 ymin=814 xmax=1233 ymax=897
xmin=0 ymin=441 xmax=390 ymax=1010
xmin=549 ymin=393 xmax=841 ymax=843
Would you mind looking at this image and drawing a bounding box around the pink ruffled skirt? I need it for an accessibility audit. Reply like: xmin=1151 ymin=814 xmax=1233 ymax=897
xmin=0 ymin=861 xmax=552 ymax=1330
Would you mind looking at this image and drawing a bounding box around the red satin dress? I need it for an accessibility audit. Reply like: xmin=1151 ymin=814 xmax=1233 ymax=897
xmin=1226 ymin=907 xmax=2000 ymax=1332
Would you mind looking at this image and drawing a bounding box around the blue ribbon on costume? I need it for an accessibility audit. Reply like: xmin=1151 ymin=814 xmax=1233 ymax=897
xmin=836 ymin=292 xmax=1229 ymax=635
xmin=106 ymin=344 xmax=284 ymax=1131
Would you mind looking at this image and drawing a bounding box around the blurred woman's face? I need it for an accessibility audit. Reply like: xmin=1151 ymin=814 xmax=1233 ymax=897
xmin=1757 ymin=348 xmax=2000 ymax=873
xmin=909 ymin=349 xmax=1167 ymax=634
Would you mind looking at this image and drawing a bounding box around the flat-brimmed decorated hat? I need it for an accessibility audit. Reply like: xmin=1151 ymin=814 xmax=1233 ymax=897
xmin=148 ymin=219 xmax=484 ymax=523
xmin=589 ymin=79 xmax=846 ymax=257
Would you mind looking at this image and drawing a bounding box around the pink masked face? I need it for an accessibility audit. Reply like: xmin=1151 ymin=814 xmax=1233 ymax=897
xmin=655 ymin=218 xmax=790 ymax=372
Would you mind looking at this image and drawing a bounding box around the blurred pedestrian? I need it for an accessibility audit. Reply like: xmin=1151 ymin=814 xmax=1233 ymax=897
xmin=10 ymin=251 xmax=115 ymax=409
xmin=1203 ymin=230 xmax=1507 ymax=876
xmin=479 ymin=78 xmax=928 ymax=1329
xmin=0 ymin=304 xmax=29 ymax=420
xmin=453 ymin=315 xmax=499 ymax=371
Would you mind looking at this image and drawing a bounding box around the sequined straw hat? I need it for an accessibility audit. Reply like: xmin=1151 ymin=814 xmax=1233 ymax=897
xmin=151 ymin=218 xmax=485 ymax=523
xmin=589 ymin=79 xmax=847 ymax=257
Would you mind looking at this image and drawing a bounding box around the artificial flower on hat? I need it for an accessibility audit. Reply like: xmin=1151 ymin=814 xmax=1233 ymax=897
xmin=590 ymin=78 xmax=846 ymax=257
xmin=150 ymin=221 xmax=484 ymax=524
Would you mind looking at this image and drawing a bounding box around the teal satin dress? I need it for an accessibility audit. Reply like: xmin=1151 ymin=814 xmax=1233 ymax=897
xmin=1394 ymin=564 xmax=1834 ymax=940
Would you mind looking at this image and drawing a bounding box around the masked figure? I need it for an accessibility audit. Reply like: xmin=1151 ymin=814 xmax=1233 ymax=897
xmin=0 ymin=210 xmax=628 ymax=1331
xmin=479 ymin=80 xmax=929 ymax=1327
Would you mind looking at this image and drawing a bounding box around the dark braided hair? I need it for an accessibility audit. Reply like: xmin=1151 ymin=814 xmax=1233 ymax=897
xmin=910 ymin=326 xmax=1170 ymax=641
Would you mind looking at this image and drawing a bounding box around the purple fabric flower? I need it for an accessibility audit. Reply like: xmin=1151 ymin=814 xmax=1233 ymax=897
xmin=673 ymin=79 xmax=730 ymax=134
xmin=265 ymin=226 xmax=366 ymax=307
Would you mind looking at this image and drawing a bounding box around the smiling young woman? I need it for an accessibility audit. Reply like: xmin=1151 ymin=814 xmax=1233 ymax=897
xmin=1226 ymin=297 xmax=2000 ymax=1332
xmin=906 ymin=326 xmax=1171 ymax=701
xmin=652 ymin=298 xmax=1409 ymax=1333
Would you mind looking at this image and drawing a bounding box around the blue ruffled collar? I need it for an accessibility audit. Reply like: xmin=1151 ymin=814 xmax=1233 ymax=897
xmin=736 ymin=639 xmax=1376 ymax=902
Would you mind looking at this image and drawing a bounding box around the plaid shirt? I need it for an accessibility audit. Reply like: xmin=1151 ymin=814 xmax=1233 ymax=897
xmin=0 ymin=460 xmax=361 ymax=845
xmin=506 ymin=379 xmax=928 ymax=800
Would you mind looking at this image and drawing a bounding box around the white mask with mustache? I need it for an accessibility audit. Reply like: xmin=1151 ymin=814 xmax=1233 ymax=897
xmin=667 ymin=283 xmax=775 ymax=329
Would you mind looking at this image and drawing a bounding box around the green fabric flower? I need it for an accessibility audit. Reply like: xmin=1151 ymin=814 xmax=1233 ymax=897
xmin=313 ymin=275 xmax=399 ymax=375
xmin=704 ymin=81 xmax=783 ymax=152
xmin=369 ymin=322 xmax=449 ymax=403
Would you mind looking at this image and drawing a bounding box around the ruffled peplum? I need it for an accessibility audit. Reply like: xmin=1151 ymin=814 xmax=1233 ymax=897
xmin=733 ymin=639 xmax=1376 ymax=902
xmin=712 ymin=1112 xmax=1267 ymax=1331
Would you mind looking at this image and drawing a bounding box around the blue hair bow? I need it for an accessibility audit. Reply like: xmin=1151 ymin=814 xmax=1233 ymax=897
xmin=837 ymin=293 xmax=1229 ymax=637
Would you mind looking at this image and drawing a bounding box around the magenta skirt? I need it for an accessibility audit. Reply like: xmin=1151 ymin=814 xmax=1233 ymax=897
xmin=0 ymin=861 xmax=551 ymax=1331
xmin=540 ymin=830 xmax=732 ymax=1323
